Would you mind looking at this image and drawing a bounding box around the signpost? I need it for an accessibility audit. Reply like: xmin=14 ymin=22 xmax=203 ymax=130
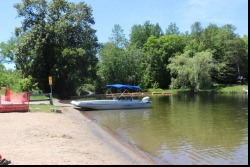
xmin=49 ymin=76 xmax=52 ymax=85
xmin=48 ymin=76 xmax=53 ymax=105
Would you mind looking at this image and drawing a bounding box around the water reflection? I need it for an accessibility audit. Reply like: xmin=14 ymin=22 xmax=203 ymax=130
xmin=78 ymin=94 xmax=248 ymax=165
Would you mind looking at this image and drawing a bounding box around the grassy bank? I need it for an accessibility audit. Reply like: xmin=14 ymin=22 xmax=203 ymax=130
xmin=29 ymin=104 xmax=61 ymax=113
xmin=148 ymin=84 xmax=248 ymax=94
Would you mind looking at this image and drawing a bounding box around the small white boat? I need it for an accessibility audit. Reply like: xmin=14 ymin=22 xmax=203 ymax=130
xmin=71 ymin=84 xmax=152 ymax=110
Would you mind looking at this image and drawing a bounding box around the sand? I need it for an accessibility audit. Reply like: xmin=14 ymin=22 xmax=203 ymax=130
xmin=0 ymin=101 xmax=155 ymax=165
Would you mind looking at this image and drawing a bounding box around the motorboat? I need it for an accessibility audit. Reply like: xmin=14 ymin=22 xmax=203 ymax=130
xmin=70 ymin=84 xmax=152 ymax=110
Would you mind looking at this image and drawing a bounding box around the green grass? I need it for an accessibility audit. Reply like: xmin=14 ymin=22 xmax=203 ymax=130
xmin=147 ymin=88 xmax=179 ymax=93
xmin=212 ymin=84 xmax=248 ymax=93
xmin=29 ymin=104 xmax=61 ymax=113
xmin=148 ymin=84 xmax=248 ymax=93
xmin=29 ymin=95 xmax=51 ymax=101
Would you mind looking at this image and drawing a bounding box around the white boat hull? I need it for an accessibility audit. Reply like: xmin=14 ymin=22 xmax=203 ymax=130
xmin=71 ymin=99 xmax=152 ymax=110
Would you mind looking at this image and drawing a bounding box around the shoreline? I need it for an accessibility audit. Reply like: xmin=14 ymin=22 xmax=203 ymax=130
xmin=81 ymin=111 xmax=156 ymax=164
xmin=0 ymin=101 xmax=155 ymax=165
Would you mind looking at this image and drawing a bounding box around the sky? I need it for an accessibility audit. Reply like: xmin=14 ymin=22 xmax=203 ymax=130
xmin=0 ymin=0 xmax=248 ymax=68
xmin=0 ymin=0 xmax=248 ymax=44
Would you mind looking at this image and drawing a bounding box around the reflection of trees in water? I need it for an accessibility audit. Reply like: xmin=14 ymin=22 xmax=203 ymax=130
xmin=144 ymin=95 xmax=247 ymax=150
xmin=89 ymin=94 xmax=248 ymax=164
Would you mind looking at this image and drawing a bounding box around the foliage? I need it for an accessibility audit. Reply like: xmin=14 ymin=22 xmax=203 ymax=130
xmin=0 ymin=69 xmax=40 ymax=93
xmin=167 ymin=51 xmax=217 ymax=93
xmin=216 ymin=38 xmax=247 ymax=83
xmin=212 ymin=84 xmax=248 ymax=93
xmin=152 ymin=81 xmax=159 ymax=89
xmin=143 ymin=34 xmax=186 ymax=89
xmin=1 ymin=1 xmax=248 ymax=96
xmin=165 ymin=22 xmax=180 ymax=35
xmin=97 ymin=25 xmax=146 ymax=87
xmin=130 ymin=20 xmax=164 ymax=49
xmin=184 ymin=22 xmax=248 ymax=84
xmin=17 ymin=75 xmax=40 ymax=93
xmin=0 ymin=69 xmax=21 ymax=90
xmin=0 ymin=38 xmax=17 ymax=64
xmin=76 ymin=83 xmax=95 ymax=96
xmin=13 ymin=0 xmax=99 ymax=98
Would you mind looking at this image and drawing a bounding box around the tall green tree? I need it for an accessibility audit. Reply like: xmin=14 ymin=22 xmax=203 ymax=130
xmin=97 ymin=25 xmax=148 ymax=89
xmin=184 ymin=22 xmax=247 ymax=84
xmin=98 ymin=25 xmax=131 ymax=84
xmin=143 ymin=34 xmax=186 ymax=89
xmin=165 ymin=22 xmax=180 ymax=35
xmin=0 ymin=38 xmax=17 ymax=64
xmin=242 ymin=35 xmax=248 ymax=80
xmin=185 ymin=22 xmax=205 ymax=52
xmin=210 ymin=25 xmax=245 ymax=83
xmin=217 ymin=38 xmax=247 ymax=83
xmin=167 ymin=51 xmax=217 ymax=93
xmin=14 ymin=0 xmax=99 ymax=98
xmin=129 ymin=20 xmax=164 ymax=49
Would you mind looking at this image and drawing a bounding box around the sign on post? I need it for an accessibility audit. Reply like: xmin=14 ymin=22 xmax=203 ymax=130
xmin=48 ymin=76 xmax=53 ymax=105
xmin=49 ymin=76 xmax=53 ymax=85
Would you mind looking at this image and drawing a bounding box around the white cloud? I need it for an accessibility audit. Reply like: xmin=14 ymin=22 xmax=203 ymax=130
xmin=181 ymin=0 xmax=246 ymax=27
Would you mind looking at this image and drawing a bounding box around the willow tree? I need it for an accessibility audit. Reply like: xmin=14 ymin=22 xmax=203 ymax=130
xmin=13 ymin=0 xmax=99 ymax=98
xmin=167 ymin=51 xmax=217 ymax=93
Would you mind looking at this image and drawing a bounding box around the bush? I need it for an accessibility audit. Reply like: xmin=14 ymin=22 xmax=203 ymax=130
xmin=76 ymin=84 xmax=95 ymax=96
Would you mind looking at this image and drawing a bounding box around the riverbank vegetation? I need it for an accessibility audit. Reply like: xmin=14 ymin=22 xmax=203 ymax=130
xmin=0 ymin=0 xmax=248 ymax=99
xmin=149 ymin=84 xmax=248 ymax=94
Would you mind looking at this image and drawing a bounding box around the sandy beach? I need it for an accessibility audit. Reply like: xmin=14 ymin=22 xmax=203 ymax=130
xmin=0 ymin=101 xmax=155 ymax=165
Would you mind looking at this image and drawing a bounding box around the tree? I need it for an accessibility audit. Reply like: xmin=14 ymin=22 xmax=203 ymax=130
xmin=109 ymin=24 xmax=128 ymax=48
xmin=0 ymin=38 xmax=17 ymax=64
xmin=184 ymin=22 xmax=247 ymax=85
xmin=165 ymin=22 xmax=180 ymax=35
xmin=190 ymin=22 xmax=203 ymax=43
xmin=98 ymin=25 xmax=133 ymax=84
xmin=216 ymin=38 xmax=247 ymax=83
xmin=13 ymin=0 xmax=99 ymax=98
xmin=242 ymin=35 xmax=248 ymax=80
xmin=143 ymin=34 xmax=186 ymax=89
xmin=129 ymin=20 xmax=164 ymax=49
xmin=184 ymin=22 xmax=205 ymax=52
xmin=97 ymin=25 xmax=149 ymax=89
xmin=167 ymin=51 xmax=217 ymax=93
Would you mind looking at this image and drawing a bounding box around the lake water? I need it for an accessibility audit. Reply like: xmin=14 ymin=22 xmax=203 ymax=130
xmin=76 ymin=93 xmax=248 ymax=165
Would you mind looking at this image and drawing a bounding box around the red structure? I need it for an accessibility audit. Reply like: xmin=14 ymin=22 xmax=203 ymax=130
xmin=0 ymin=87 xmax=29 ymax=113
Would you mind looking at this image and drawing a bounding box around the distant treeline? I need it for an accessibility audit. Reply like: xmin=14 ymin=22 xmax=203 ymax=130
xmin=0 ymin=0 xmax=248 ymax=98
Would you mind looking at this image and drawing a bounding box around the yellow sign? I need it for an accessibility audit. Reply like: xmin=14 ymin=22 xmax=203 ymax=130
xmin=49 ymin=76 xmax=52 ymax=85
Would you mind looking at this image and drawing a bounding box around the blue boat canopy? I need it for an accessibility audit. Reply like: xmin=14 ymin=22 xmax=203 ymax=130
xmin=106 ymin=84 xmax=140 ymax=90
